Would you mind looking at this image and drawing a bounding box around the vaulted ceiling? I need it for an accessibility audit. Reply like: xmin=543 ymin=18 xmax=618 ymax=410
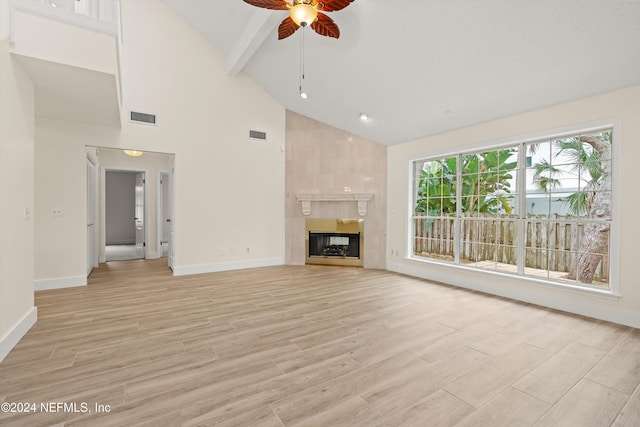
xmin=163 ymin=0 xmax=640 ymax=145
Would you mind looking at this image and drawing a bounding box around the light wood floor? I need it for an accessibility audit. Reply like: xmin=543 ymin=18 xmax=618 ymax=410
xmin=1 ymin=259 xmax=640 ymax=426
xmin=105 ymin=245 xmax=145 ymax=262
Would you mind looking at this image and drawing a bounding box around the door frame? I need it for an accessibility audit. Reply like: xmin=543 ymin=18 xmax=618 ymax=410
xmin=101 ymin=166 xmax=149 ymax=262
xmin=168 ymin=157 xmax=175 ymax=270
xmin=86 ymin=156 xmax=98 ymax=275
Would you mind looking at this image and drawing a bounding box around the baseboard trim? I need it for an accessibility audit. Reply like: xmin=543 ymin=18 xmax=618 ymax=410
xmin=0 ymin=307 xmax=37 ymax=363
xmin=387 ymin=260 xmax=640 ymax=329
xmin=34 ymin=275 xmax=87 ymax=291
xmin=173 ymin=257 xmax=284 ymax=277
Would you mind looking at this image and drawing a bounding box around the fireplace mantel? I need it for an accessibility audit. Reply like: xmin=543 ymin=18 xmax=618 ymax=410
xmin=296 ymin=193 xmax=374 ymax=216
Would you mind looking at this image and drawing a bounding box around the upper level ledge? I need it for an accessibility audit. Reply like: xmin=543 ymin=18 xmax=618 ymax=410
xmin=295 ymin=193 xmax=374 ymax=216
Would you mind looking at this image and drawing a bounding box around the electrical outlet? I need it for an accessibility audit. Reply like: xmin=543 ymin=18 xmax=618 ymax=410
xmin=51 ymin=208 xmax=63 ymax=216
xmin=246 ymin=247 xmax=250 ymax=253
xmin=219 ymin=248 xmax=226 ymax=256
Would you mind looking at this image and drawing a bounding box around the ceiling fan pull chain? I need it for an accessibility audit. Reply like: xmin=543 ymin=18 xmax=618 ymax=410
xmin=299 ymin=26 xmax=308 ymax=99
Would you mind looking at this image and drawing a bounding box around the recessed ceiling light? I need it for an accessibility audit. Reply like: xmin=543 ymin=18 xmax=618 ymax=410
xmin=359 ymin=113 xmax=369 ymax=121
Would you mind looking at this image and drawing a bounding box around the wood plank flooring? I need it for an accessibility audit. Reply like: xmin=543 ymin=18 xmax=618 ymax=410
xmin=1 ymin=259 xmax=639 ymax=426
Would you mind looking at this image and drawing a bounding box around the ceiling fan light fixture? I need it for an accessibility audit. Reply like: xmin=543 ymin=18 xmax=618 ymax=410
xmin=290 ymin=3 xmax=318 ymax=27
xmin=243 ymin=0 xmax=354 ymax=39
xmin=124 ymin=150 xmax=144 ymax=157
xmin=300 ymin=91 xmax=308 ymax=99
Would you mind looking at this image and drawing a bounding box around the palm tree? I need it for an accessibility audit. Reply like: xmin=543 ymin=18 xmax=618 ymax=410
xmin=532 ymin=138 xmax=604 ymax=216
xmin=532 ymin=131 xmax=611 ymax=283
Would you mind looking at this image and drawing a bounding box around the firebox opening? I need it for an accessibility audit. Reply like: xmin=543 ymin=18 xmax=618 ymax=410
xmin=309 ymin=232 xmax=360 ymax=259
xmin=305 ymin=218 xmax=364 ymax=267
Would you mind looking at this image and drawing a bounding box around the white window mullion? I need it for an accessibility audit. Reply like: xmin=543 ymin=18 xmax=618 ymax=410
xmin=454 ymin=153 xmax=462 ymax=264
xmin=517 ymin=143 xmax=527 ymax=275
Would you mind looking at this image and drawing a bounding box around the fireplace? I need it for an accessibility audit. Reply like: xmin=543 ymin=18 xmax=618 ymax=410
xmin=305 ymin=218 xmax=364 ymax=267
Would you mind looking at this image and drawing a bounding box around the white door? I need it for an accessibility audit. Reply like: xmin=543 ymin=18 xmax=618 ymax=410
xmin=168 ymin=159 xmax=175 ymax=270
xmin=86 ymin=158 xmax=97 ymax=275
xmin=159 ymin=172 xmax=170 ymax=257
xmin=135 ymin=172 xmax=145 ymax=255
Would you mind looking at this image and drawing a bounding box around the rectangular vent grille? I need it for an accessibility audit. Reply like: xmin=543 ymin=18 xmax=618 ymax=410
xmin=130 ymin=111 xmax=156 ymax=125
xmin=249 ymin=130 xmax=267 ymax=140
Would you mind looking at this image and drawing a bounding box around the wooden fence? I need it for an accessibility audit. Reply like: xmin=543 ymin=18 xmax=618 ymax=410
xmin=414 ymin=214 xmax=609 ymax=281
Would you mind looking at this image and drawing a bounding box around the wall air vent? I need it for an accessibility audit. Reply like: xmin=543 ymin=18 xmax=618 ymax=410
xmin=249 ymin=130 xmax=267 ymax=141
xmin=130 ymin=111 xmax=156 ymax=125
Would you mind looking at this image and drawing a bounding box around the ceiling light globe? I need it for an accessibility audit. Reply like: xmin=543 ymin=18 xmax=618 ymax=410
xmin=124 ymin=150 xmax=144 ymax=157
xmin=300 ymin=91 xmax=308 ymax=99
xmin=290 ymin=4 xmax=317 ymax=27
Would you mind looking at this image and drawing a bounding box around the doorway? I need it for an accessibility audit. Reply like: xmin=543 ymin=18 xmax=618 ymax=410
xmin=105 ymin=169 xmax=145 ymax=261
xmin=86 ymin=146 xmax=175 ymax=269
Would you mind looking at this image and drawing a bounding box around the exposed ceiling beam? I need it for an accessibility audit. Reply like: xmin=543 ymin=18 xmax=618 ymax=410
xmin=227 ymin=10 xmax=280 ymax=76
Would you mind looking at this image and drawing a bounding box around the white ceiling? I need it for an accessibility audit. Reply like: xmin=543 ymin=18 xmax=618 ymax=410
xmin=164 ymin=0 xmax=640 ymax=145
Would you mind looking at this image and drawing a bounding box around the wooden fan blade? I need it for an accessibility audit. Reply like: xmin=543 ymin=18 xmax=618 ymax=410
xmin=278 ymin=17 xmax=300 ymax=40
xmin=242 ymin=0 xmax=288 ymax=10
xmin=311 ymin=12 xmax=340 ymax=38
xmin=318 ymin=0 xmax=355 ymax=12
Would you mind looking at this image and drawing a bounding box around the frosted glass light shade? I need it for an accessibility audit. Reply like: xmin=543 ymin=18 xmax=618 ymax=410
xmin=124 ymin=150 xmax=143 ymax=157
xmin=290 ymin=4 xmax=317 ymax=27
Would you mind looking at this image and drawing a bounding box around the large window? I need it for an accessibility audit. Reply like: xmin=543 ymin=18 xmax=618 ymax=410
xmin=412 ymin=128 xmax=612 ymax=289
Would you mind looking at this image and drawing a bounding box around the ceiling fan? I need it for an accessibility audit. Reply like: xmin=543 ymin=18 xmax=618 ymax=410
xmin=242 ymin=0 xmax=355 ymax=40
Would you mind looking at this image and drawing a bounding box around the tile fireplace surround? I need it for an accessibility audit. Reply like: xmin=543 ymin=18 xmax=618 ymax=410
xmin=287 ymin=190 xmax=384 ymax=269
xmin=284 ymin=110 xmax=387 ymax=269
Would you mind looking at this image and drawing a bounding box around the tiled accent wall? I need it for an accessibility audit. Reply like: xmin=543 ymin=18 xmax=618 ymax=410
xmin=285 ymin=110 xmax=387 ymax=268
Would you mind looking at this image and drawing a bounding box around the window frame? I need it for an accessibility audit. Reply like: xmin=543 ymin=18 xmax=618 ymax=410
xmin=407 ymin=120 xmax=621 ymax=297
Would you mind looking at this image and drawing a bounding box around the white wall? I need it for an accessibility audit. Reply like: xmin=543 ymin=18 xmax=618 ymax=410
xmin=387 ymin=85 xmax=640 ymax=328
xmin=0 ymin=40 xmax=37 ymax=362
xmin=33 ymin=0 xmax=286 ymax=284
xmin=35 ymin=120 xmax=100 ymax=285
xmin=12 ymin=9 xmax=118 ymax=75
xmin=0 ymin=1 xmax=9 ymax=41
